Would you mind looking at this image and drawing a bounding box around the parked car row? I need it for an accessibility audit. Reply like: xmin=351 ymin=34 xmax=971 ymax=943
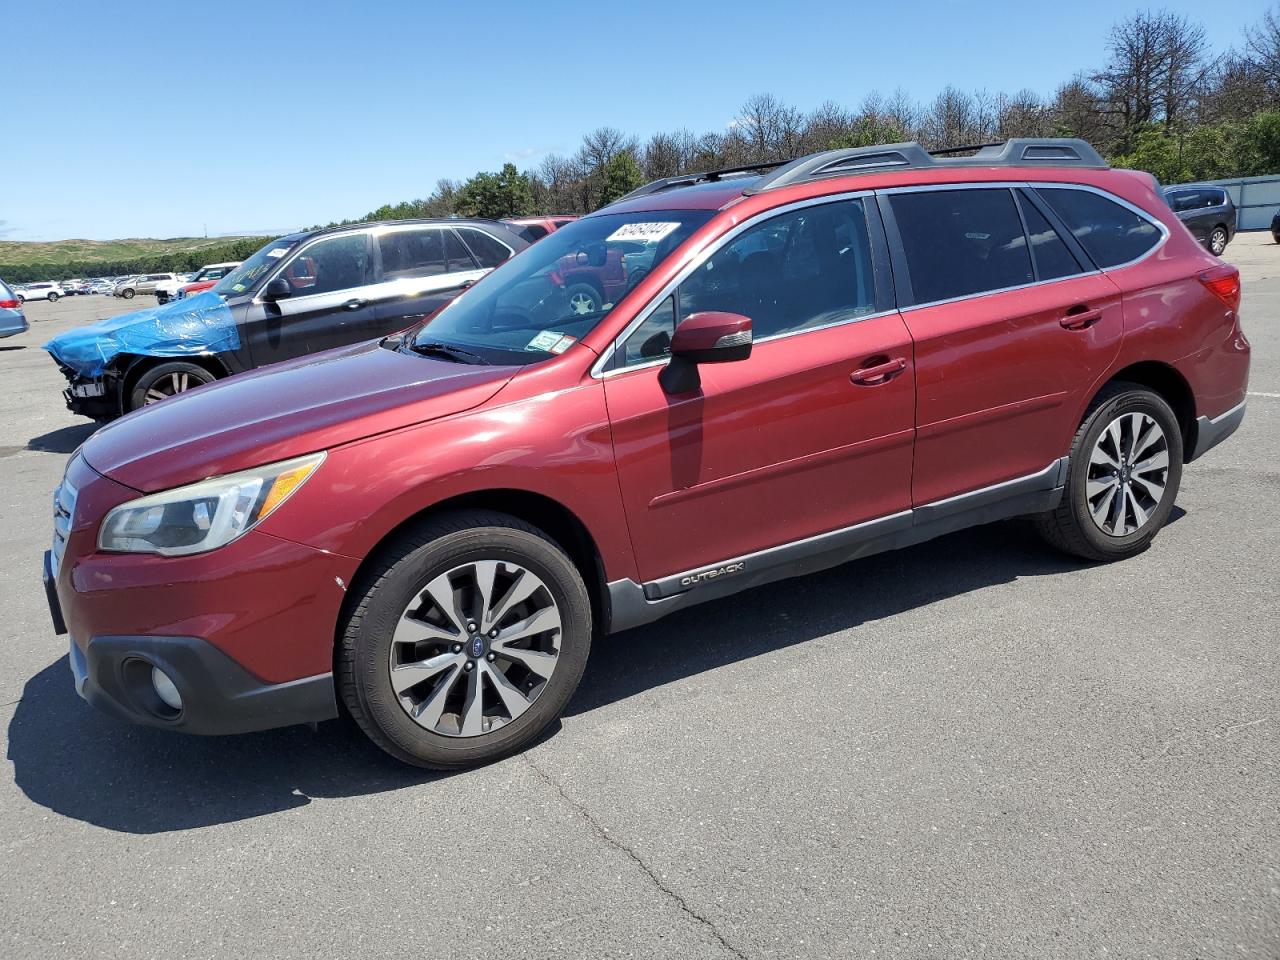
xmin=41 ymin=138 xmax=1250 ymax=772
xmin=44 ymin=219 xmax=531 ymax=417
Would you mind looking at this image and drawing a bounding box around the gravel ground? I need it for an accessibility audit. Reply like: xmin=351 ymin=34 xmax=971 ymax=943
xmin=1 ymin=235 xmax=1277 ymax=959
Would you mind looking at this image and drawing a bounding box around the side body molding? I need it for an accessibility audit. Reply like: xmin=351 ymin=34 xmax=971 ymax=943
xmin=606 ymin=456 xmax=1069 ymax=633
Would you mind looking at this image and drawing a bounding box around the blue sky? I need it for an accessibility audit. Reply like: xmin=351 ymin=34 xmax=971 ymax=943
xmin=0 ymin=0 xmax=1267 ymax=241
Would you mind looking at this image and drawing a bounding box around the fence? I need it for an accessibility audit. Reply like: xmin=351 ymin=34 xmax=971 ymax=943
xmin=1203 ymin=174 xmax=1280 ymax=231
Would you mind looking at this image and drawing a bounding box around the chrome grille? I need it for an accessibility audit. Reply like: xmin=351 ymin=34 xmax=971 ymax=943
xmin=51 ymin=478 xmax=78 ymax=574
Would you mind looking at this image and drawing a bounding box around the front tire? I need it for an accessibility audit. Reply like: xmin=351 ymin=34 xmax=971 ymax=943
xmin=128 ymin=361 xmax=216 ymax=411
xmin=1034 ymin=383 xmax=1183 ymax=562
xmin=338 ymin=510 xmax=591 ymax=769
xmin=1209 ymin=226 xmax=1229 ymax=256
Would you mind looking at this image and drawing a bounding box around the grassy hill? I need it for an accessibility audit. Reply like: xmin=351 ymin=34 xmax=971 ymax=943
xmin=0 ymin=235 xmax=273 ymax=284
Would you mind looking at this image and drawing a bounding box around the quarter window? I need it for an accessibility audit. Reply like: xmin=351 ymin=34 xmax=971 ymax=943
xmin=1037 ymin=188 xmax=1162 ymax=268
xmin=379 ymin=228 xmax=446 ymax=280
xmin=457 ymin=228 xmax=513 ymax=269
xmin=890 ymin=188 xmax=1033 ymax=304
xmin=619 ymin=198 xmax=877 ymax=365
xmin=1016 ymin=191 xmax=1085 ymax=282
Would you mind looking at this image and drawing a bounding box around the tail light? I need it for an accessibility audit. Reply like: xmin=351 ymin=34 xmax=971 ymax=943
xmin=1200 ymin=265 xmax=1241 ymax=312
xmin=0 ymin=299 xmax=19 ymax=309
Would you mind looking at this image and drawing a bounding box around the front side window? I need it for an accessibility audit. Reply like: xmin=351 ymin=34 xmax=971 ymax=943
xmin=891 ymin=188 xmax=1033 ymax=304
xmin=1037 ymin=188 xmax=1162 ymax=269
xmin=283 ymin=233 xmax=370 ymax=296
xmin=410 ymin=210 xmax=713 ymax=365
xmin=619 ymin=199 xmax=877 ymax=365
xmin=379 ymin=228 xmax=445 ymax=280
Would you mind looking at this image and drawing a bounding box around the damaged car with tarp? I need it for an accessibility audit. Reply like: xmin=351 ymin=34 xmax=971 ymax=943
xmin=44 ymin=219 xmax=529 ymax=418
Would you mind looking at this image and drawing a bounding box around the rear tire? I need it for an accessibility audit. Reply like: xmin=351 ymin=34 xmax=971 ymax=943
xmin=1034 ymin=382 xmax=1182 ymax=562
xmin=1209 ymin=226 xmax=1228 ymax=256
xmin=46 ymin=292 xmax=58 ymax=303
xmin=338 ymin=510 xmax=591 ymax=769
xmin=122 ymin=288 xmax=135 ymax=299
xmin=128 ymin=361 xmax=215 ymax=411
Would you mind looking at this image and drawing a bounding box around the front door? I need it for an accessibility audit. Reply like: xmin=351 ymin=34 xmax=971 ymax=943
xmin=603 ymin=196 xmax=917 ymax=584
xmin=244 ymin=231 xmax=378 ymax=367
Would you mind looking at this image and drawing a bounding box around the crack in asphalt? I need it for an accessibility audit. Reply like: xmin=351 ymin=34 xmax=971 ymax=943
xmin=524 ymin=755 xmax=748 ymax=960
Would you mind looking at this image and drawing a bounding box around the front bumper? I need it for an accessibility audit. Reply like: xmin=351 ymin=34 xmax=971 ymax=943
xmin=49 ymin=454 xmax=359 ymax=735
xmin=66 ymin=632 xmax=337 ymax=735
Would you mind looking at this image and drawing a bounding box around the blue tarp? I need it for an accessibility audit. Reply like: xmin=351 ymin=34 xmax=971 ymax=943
xmin=43 ymin=291 xmax=239 ymax=378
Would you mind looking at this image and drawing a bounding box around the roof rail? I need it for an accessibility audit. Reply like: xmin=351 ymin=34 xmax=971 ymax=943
xmin=610 ymin=160 xmax=788 ymax=206
xmin=745 ymin=138 xmax=1107 ymax=194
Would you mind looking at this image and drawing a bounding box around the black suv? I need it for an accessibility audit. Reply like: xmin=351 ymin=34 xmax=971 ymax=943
xmin=1162 ymin=184 xmax=1236 ymax=256
xmin=45 ymin=219 xmax=529 ymax=418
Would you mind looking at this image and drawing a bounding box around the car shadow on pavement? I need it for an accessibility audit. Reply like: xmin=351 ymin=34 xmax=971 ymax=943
xmin=7 ymin=515 xmax=1179 ymax=834
xmin=27 ymin=422 xmax=99 ymax=454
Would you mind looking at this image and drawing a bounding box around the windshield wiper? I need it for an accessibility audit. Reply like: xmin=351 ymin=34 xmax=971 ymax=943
xmin=406 ymin=340 xmax=490 ymax=365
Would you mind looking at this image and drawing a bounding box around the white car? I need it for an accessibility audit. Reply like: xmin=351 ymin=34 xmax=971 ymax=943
xmin=14 ymin=282 xmax=65 ymax=303
xmin=154 ymin=262 xmax=242 ymax=304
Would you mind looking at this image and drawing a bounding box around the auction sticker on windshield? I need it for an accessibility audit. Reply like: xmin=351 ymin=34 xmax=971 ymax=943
xmin=527 ymin=331 xmax=576 ymax=354
xmin=606 ymin=222 xmax=681 ymax=243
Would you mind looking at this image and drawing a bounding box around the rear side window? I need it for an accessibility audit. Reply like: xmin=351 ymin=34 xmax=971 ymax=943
xmin=512 ymin=223 xmax=548 ymax=242
xmin=1037 ymin=188 xmax=1162 ymax=268
xmin=0 ymin=279 xmax=13 ymax=299
xmin=890 ymin=188 xmax=1033 ymax=304
xmin=457 ymin=228 xmax=513 ymax=268
xmin=1016 ymin=191 xmax=1085 ymax=282
xmin=444 ymin=231 xmax=478 ymax=272
xmin=379 ymin=228 xmax=445 ymax=279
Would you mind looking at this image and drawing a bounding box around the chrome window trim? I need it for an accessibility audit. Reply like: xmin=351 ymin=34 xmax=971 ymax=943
xmin=591 ymin=181 xmax=1168 ymax=377
xmin=590 ymin=189 xmax=876 ymax=378
xmin=254 ymin=226 xmax=375 ymax=306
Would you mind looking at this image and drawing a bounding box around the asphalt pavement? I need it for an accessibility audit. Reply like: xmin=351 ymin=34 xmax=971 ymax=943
xmin=1 ymin=237 xmax=1277 ymax=959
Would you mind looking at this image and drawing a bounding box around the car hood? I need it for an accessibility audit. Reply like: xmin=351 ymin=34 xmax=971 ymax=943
xmin=81 ymin=339 xmax=518 ymax=492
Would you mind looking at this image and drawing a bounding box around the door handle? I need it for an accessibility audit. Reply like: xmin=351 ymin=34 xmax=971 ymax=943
xmin=1060 ymin=306 xmax=1103 ymax=330
xmin=342 ymin=298 xmax=369 ymax=311
xmin=850 ymin=357 xmax=907 ymax=385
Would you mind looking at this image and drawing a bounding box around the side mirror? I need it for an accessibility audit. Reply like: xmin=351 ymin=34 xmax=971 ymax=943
xmin=659 ymin=311 xmax=753 ymax=394
xmin=262 ymin=277 xmax=292 ymax=301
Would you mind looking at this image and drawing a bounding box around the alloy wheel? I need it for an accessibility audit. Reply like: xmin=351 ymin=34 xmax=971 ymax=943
xmin=1086 ymin=412 xmax=1170 ymax=537
xmin=388 ymin=560 xmax=562 ymax=737
xmin=568 ymin=290 xmax=598 ymax=315
xmin=144 ymin=371 xmax=196 ymax=404
xmin=1210 ymin=228 xmax=1228 ymax=256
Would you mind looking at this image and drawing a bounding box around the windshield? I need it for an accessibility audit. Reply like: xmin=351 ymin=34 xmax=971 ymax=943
xmin=411 ymin=210 xmax=713 ymax=365
xmin=212 ymin=237 xmax=300 ymax=297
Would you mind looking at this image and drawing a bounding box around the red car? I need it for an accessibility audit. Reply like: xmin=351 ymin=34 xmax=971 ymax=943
xmin=46 ymin=139 xmax=1249 ymax=769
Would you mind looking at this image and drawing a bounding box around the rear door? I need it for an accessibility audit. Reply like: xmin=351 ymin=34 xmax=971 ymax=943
xmin=369 ymin=225 xmax=490 ymax=333
xmin=883 ymin=185 xmax=1126 ymax=506
xmin=242 ymin=230 xmax=378 ymax=367
xmin=603 ymin=195 xmax=916 ymax=583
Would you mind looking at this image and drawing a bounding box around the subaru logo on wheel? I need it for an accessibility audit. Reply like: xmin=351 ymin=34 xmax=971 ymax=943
xmin=470 ymin=636 xmax=485 ymax=659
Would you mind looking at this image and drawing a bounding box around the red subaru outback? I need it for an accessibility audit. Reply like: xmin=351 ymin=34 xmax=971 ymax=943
xmin=45 ymin=139 xmax=1249 ymax=769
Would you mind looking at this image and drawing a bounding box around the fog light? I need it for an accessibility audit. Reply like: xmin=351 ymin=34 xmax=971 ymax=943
xmin=150 ymin=666 xmax=182 ymax=711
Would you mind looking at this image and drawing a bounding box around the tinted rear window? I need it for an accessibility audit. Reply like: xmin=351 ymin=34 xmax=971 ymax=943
xmin=1016 ymin=191 xmax=1085 ymax=281
xmin=890 ymin=188 xmax=1033 ymax=304
xmin=1037 ymin=188 xmax=1162 ymax=268
xmin=0 ymin=279 xmax=13 ymax=299
xmin=512 ymin=223 xmax=548 ymax=242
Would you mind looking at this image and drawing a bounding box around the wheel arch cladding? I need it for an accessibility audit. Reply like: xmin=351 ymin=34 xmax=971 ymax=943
xmin=336 ymin=489 xmax=610 ymax=646
xmin=1101 ymin=362 xmax=1196 ymax=452
xmin=41 ymin=291 xmax=239 ymax=378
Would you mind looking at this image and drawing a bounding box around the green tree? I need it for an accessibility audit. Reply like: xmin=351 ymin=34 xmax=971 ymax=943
xmin=455 ymin=163 xmax=536 ymax=219
xmin=598 ymin=150 xmax=644 ymax=205
xmin=1240 ymin=110 xmax=1280 ymax=175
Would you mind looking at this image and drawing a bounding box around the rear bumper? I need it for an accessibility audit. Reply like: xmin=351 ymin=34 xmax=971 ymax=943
xmin=68 ymin=633 xmax=337 ymax=735
xmin=0 ymin=315 xmax=28 ymax=338
xmin=1188 ymin=400 xmax=1246 ymax=461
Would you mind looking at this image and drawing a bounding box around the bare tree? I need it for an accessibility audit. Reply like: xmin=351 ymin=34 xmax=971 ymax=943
xmin=1245 ymin=5 xmax=1280 ymax=87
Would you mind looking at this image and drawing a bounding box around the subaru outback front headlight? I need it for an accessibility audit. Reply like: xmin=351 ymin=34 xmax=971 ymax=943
xmin=98 ymin=452 xmax=325 ymax=556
